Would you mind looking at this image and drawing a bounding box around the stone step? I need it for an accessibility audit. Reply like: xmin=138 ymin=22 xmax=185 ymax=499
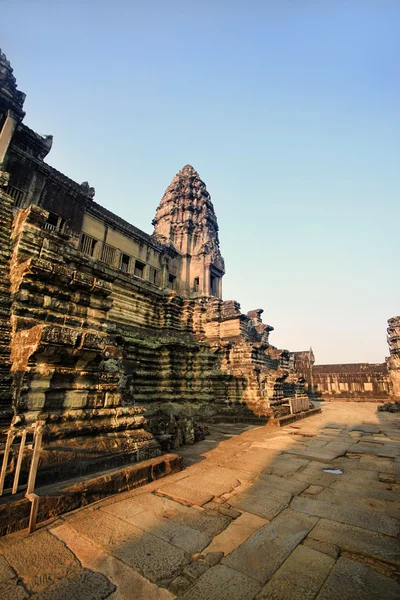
xmin=0 ymin=452 xmax=183 ymax=537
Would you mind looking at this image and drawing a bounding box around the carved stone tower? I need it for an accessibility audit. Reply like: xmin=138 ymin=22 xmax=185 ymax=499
xmin=152 ymin=165 xmax=225 ymax=298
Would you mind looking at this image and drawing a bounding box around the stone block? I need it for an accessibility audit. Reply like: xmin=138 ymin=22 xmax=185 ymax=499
xmin=31 ymin=570 xmax=115 ymax=600
xmin=52 ymin=523 xmax=174 ymax=600
xmin=318 ymin=557 xmax=400 ymax=600
xmin=302 ymin=537 xmax=340 ymax=559
xmin=131 ymin=493 xmax=231 ymax=538
xmin=291 ymin=495 xmax=399 ymax=536
xmin=202 ymin=512 xmax=267 ymax=557
xmin=255 ymin=472 xmax=309 ymax=495
xmin=65 ymin=508 xmax=190 ymax=583
xmin=0 ymin=530 xmax=80 ymax=593
xmin=255 ymin=544 xmax=335 ymax=599
xmin=309 ymin=519 xmax=400 ymax=565
xmin=230 ymin=484 xmax=291 ymax=520
xmin=0 ymin=580 xmax=29 ymax=600
xmin=222 ymin=508 xmax=318 ymax=583
xmin=180 ymin=564 xmax=261 ymax=600
xmin=205 ymin=551 xmax=224 ymax=566
xmin=102 ymin=504 xmax=211 ymax=554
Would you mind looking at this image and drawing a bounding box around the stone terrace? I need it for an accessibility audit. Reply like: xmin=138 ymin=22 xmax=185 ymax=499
xmin=0 ymin=403 xmax=399 ymax=599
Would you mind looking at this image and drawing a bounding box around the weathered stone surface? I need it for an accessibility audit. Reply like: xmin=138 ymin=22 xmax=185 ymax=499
xmin=157 ymin=467 xmax=240 ymax=505
xmin=102 ymin=504 xmax=211 ymax=554
xmin=0 ymin=531 xmax=80 ymax=593
xmin=204 ymin=551 xmax=224 ymax=567
xmin=32 ymin=570 xmax=115 ymax=600
xmin=316 ymin=486 xmax=388 ymax=512
xmin=52 ymin=523 xmax=174 ymax=600
xmin=230 ymin=485 xmax=292 ymax=520
xmin=256 ymin=544 xmax=335 ymax=599
xmin=169 ymin=575 xmax=192 ymax=595
xmin=291 ymin=495 xmax=399 ymax=536
xmin=127 ymin=493 xmax=231 ymax=538
xmin=318 ymin=557 xmax=400 ymax=600
xmin=309 ymin=519 xmax=400 ymax=565
xmin=180 ymin=565 xmax=261 ymax=600
xmin=222 ymin=508 xmax=318 ymax=583
xmin=302 ymin=537 xmax=340 ymax=559
xmin=269 ymin=455 xmax=310 ymax=476
xmin=0 ymin=554 xmax=16 ymax=581
xmin=0 ymin=580 xmax=28 ymax=600
xmin=183 ymin=561 xmax=209 ymax=582
xmin=66 ymin=508 xmax=190 ymax=583
xmin=203 ymin=512 xmax=267 ymax=556
xmin=255 ymin=472 xmax=308 ymax=495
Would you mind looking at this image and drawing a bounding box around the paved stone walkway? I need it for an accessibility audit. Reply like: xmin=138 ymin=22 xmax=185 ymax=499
xmin=0 ymin=402 xmax=399 ymax=599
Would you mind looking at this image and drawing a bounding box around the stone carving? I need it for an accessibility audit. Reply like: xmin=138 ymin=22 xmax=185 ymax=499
xmin=153 ymin=165 xmax=225 ymax=296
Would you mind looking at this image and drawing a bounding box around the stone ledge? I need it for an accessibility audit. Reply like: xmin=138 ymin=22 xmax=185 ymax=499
xmin=271 ymin=407 xmax=322 ymax=427
xmin=0 ymin=452 xmax=183 ymax=537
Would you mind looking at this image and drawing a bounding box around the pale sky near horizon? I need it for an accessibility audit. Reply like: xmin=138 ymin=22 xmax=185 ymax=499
xmin=2 ymin=1 xmax=399 ymax=364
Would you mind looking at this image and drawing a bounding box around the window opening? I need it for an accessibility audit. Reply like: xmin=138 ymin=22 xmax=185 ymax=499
xmin=101 ymin=244 xmax=116 ymax=266
xmin=134 ymin=260 xmax=145 ymax=278
xmin=149 ymin=266 xmax=159 ymax=285
xmin=79 ymin=233 xmax=97 ymax=257
xmin=168 ymin=273 xmax=176 ymax=290
xmin=120 ymin=253 xmax=131 ymax=273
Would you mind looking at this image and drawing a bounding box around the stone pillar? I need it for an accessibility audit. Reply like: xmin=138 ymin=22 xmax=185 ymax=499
xmin=205 ymin=266 xmax=211 ymax=296
xmin=0 ymin=111 xmax=19 ymax=165
xmin=218 ymin=276 xmax=222 ymax=299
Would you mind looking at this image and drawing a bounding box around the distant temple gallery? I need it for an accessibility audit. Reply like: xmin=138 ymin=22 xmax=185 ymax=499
xmin=0 ymin=50 xmax=399 ymax=496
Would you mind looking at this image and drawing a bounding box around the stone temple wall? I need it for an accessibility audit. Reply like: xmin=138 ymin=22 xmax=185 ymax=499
xmin=387 ymin=316 xmax=400 ymax=398
xmin=0 ymin=202 xmax=307 ymax=486
xmin=313 ymin=362 xmax=391 ymax=400
xmin=0 ymin=178 xmax=13 ymax=425
xmin=0 ymin=49 xmax=312 ymax=491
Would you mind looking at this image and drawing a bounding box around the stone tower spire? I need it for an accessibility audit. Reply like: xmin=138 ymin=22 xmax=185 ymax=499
xmin=153 ymin=165 xmax=225 ymax=297
xmin=0 ymin=49 xmax=26 ymax=166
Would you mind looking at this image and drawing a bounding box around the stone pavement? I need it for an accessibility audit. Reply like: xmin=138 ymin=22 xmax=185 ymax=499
xmin=0 ymin=402 xmax=399 ymax=599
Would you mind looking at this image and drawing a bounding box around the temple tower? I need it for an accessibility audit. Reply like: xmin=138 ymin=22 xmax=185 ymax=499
xmin=152 ymin=165 xmax=225 ymax=298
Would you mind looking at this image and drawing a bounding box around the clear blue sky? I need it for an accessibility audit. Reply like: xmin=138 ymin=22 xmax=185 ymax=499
xmin=2 ymin=1 xmax=399 ymax=364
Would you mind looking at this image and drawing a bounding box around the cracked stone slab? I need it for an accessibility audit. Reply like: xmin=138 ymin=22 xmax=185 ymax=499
xmin=291 ymin=496 xmax=399 ymax=536
xmin=156 ymin=466 xmax=240 ymax=505
xmin=309 ymin=519 xmax=400 ymax=566
xmin=0 ymin=580 xmax=29 ymax=600
xmin=255 ymin=544 xmax=335 ymax=599
xmin=0 ymin=531 xmax=80 ymax=593
xmin=66 ymin=507 xmax=190 ymax=583
xmin=316 ymin=487 xmax=388 ymax=513
xmin=255 ymin=472 xmax=309 ymax=495
xmin=31 ymin=570 xmax=115 ymax=600
xmin=52 ymin=523 xmax=174 ymax=600
xmin=130 ymin=493 xmax=230 ymax=538
xmin=317 ymin=556 xmax=400 ymax=600
xmin=230 ymin=484 xmax=292 ymax=520
xmin=269 ymin=456 xmax=310 ymax=476
xmin=33 ymin=569 xmax=116 ymax=600
xmin=203 ymin=512 xmax=268 ymax=556
xmin=218 ymin=449 xmax=280 ymax=474
xmin=222 ymin=508 xmax=318 ymax=583
xmin=102 ymin=503 xmax=211 ymax=554
xmin=180 ymin=564 xmax=261 ymax=600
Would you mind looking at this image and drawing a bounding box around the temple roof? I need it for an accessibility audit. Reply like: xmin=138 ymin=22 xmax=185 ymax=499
xmin=152 ymin=165 xmax=225 ymax=271
xmin=0 ymin=49 xmax=26 ymax=117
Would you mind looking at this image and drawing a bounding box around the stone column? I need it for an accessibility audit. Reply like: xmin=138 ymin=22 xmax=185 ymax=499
xmin=205 ymin=266 xmax=211 ymax=296
xmin=0 ymin=111 xmax=19 ymax=165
